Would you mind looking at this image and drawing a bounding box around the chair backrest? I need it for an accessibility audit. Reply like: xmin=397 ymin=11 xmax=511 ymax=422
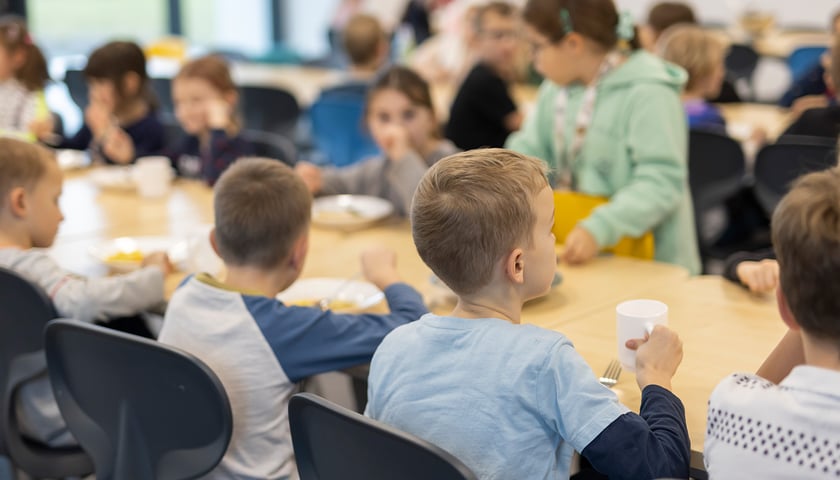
xmin=241 ymin=128 xmax=297 ymax=165
xmin=725 ymin=44 xmax=759 ymax=81
xmin=289 ymin=393 xmax=478 ymax=480
xmin=240 ymin=85 xmax=301 ymax=138
xmin=150 ymin=77 xmax=174 ymax=116
xmin=63 ymin=69 xmax=89 ymax=109
xmin=753 ymin=136 xmax=837 ymax=216
xmin=309 ymin=92 xmax=380 ymax=167
xmin=45 ymin=320 xmax=232 ymax=480
xmin=0 ymin=269 xmax=93 ymax=477
xmin=787 ymin=46 xmax=828 ymax=82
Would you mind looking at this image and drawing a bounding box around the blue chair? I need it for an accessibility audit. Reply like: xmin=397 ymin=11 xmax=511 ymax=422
xmin=787 ymin=46 xmax=828 ymax=82
xmin=289 ymin=393 xmax=477 ymax=480
xmin=45 ymin=320 xmax=232 ymax=480
xmin=0 ymin=268 xmax=93 ymax=478
xmin=309 ymin=88 xmax=380 ymax=167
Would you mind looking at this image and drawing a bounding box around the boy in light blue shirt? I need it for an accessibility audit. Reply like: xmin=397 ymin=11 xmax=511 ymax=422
xmin=365 ymin=148 xmax=691 ymax=479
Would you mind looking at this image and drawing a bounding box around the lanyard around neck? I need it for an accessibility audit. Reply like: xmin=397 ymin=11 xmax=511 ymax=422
xmin=554 ymin=51 xmax=624 ymax=189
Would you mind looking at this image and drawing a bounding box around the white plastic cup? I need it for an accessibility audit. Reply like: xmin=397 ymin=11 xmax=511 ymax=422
xmin=616 ymin=299 xmax=668 ymax=372
xmin=133 ymin=156 xmax=173 ymax=198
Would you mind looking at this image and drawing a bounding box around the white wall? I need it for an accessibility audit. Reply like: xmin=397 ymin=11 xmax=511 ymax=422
xmin=285 ymin=0 xmax=342 ymax=59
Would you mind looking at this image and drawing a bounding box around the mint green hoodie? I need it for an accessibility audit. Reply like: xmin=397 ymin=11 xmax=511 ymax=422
xmin=506 ymin=50 xmax=701 ymax=274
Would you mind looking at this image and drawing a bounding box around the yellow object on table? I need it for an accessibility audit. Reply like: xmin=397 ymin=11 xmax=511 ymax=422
xmin=553 ymin=191 xmax=654 ymax=260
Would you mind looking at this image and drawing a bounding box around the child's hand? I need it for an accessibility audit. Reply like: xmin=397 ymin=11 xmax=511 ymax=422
xmin=28 ymin=116 xmax=56 ymax=142
xmin=295 ymin=162 xmax=323 ymax=194
xmin=360 ymin=246 xmax=401 ymax=290
xmin=749 ymin=126 xmax=768 ymax=145
xmin=380 ymin=124 xmax=412 ymax=162
xmin=101 ymin=128 xmax=135 ymax=164
xmin=736 ymin=259 xmax=779 ymax=294
xmin=626 ymin=325 xmax=683 ymax=391
xmin=85 ymin=102 xmax=113 ymax=137
xmin=561 ymin=226 xmax=598 ymax=264
xmin=141 ymin=251 xmax=174 ymax=275
xmin=206 ymin=98 xmax=231 ymax=130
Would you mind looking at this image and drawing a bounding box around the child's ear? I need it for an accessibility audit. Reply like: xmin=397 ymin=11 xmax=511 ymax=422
xmin=7 ymin=187 xmax=28 ymax=218
xmin=776 ymin=286 xmax=801 ymax=331
xmin=504 ymin=248 xmax=525 ymax=285
xmin=209 ymin=228 xmax=222 ymax=257
xmin=288 ymin=231 xmax=309 ymax=272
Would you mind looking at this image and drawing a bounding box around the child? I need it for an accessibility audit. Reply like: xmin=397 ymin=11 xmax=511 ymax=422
xmin=0 ymin=138 xmax=170 ymax=447
xmin=342 ymin=13 xmax=389 ymax=82
xmin=159 ymin=158 xmax=428 ymax=478
xmin=705 ymin=167 xmax=840 ymax=478
xmin=366 ymin=149 xmax=690 ymax=479
xmin=296 ymin=66 xmax=458 ymax=217
xmin=657 ymin=25 xmax=727 ymax=131
xmin=781 ymin=38 xmax=840 ymax=140
xmin=165 ymin=55 xmax=252 ymax=185
xmin=57 ymin=41 xmax=165 ymax=164
xmin=0 ymin=15 xmax=53 ymax=142
xmin=505 ymin=0 xmax=701 ymax=274
xmin=445 ymin=2 xmax=523 ymax=150
xmin=722 ymin=248 xmax=778 ymax=294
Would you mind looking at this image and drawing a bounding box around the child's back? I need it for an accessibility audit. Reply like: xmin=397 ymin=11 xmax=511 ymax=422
xmin=160 ymin=158 xmax=428 ymax=478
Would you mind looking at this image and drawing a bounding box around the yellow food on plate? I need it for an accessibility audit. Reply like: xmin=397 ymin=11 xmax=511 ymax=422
xmin=287 ymin=298 xmax=359 ymax=311
xmin=105 ymin=250 xmax=144 ymax=263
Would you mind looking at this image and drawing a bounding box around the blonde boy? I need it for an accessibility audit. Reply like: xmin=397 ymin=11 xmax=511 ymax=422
xmin=343 ymin=13 xmax=389 ymax=78
xmin=705 ymin=167 xmax=840 ymax=478
xmin=365 ymin=148 xmax=691 ymax=479
xmin=0 ymin=137 xmax=169 ymax=446
xmin=159 ymin=158 xmax=427 ymax=479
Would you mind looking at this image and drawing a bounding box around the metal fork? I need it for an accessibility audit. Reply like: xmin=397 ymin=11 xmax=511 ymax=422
xmin=598 ymin=360 xmax=622 ymax=388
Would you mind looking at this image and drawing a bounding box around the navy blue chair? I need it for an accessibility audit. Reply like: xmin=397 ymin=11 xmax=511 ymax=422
xmin=289 ymin=393 xmax=477 ymax=480
xmin=0 ymin=268 xmax=92 ymax=478
xmin=725 ymin=44 xmax=759 ymax=100
xmin=753 ymin=136 xmax=837 ymax=216
xmin=242 ymin=129 xmax=297 ymax=165
xmin=240 ymin=85 xmax=301 ymax=139
xmin=63 ymin=68 xmax=88 ymax=110
xmin=309 ymin=89 xmax=380 ymax=167
xmin=45 ymin=320 xmax=232 ymax=480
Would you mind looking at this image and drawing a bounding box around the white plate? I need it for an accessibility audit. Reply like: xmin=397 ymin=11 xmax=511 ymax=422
xmin=277 ymin=277 xmax=385 ymax=311
xmin=312 ymin=195 xmax=394 ymax=229
xmin=56 ymin=149 xmax=90 ymax=170
xmin=89 ymin=166 xmax=135 ymax=191
xmin=88 ymin=236 xmax=188 ymax=272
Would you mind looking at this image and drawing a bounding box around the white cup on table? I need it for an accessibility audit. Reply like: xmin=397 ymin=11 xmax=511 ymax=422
xmin=132 ymin=156 xmax=174 ymax=198
xmin=616 ymin=299 xmax=668 ymax=372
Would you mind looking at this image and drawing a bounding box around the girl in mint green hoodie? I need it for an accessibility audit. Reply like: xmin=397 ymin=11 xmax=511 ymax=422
xmin=506 ymin=0 xmax=700 ymax=274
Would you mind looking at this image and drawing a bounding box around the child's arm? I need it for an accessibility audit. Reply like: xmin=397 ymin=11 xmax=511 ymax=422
xmin=319 ymin=157 xmax=388 ymax=197
xmin=203 ymin=130 xmax=251 ymax=185
xmin=756 ymin=329 xmax=804 ymax=383
xmin=723 ymin=248 xmax=777 ymax=293
xmin=8 ymin=250 xmax=168 ymax=323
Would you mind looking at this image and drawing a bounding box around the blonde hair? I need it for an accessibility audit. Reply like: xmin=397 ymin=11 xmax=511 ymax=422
xmin=213 ymin=158 xmax=311 ymax=269
xmin=0 ymin=138 xmax=55 ymax=208
xmin=343 ymin=14 xmax=386 ymax=67
xmin=772 ymin=166 xmax=840 ymax=341
xmin=657 ymin=24 xmax=725 ymax=92
xmin=412 ymin=149 xmax=548 ymax=295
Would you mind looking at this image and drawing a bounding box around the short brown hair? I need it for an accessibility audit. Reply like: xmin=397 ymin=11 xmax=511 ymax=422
xmin=0 ymin=138 xmax=55 ymax=208
xmin=342 ymin=14 xmax=386 ymax=67
xmin=0 ymin=15 xmax=49 ymax=90
xmin=523 ymin=0 xmax=640 ymax=51
xmin=412 ymin=149 xmax=548 ymax=295
xmin=473 ymin=2 xmax=517 ymax=33
xmin=213 ymin=158 xmax=312 ymax=269
xmin=772 ymin=167 xmax=840 ymax=341
xmin=658 ymin=25 xmax=724 ymax=92
xmin=84 ymin=41 xmax=151 ymax=108
xmin=647 ymin=2 xmax=697 ymax=39
xmin=175 ymin=54 xmax=236 ymax=95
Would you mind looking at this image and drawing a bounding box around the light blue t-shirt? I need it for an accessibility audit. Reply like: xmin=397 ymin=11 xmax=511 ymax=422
xmin=365 ymin=314 xmax=629 ymax=479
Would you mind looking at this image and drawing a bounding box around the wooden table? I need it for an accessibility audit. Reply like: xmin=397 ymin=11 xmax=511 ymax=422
xmin=710 ymin=28 xmax=832 ymax=59
xmin=51 ymin=168 xmax=785 ymax=457
xmin=718 ymin=103 xmax=793 ymax=142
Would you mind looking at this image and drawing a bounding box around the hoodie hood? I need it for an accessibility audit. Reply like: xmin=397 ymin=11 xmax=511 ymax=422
xmin=600 ymin=49 xmax=687 ymax=93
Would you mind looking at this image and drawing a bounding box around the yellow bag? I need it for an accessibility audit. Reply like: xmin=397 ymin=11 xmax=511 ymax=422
xmin=553 ymin=190 xmax=655 ymax=260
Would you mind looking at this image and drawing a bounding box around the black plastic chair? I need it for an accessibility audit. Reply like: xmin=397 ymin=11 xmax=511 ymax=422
xmin=150 ymin=77 xmax=174 ymax=116
xmin=0 ymin=268 xmax=93 ymax=478
xmin=725 ymin=44 xmax=759 ymax=100
xmin=63 ymin=68 xmax=88 ymax=110
xmin=242 ymin=129 xmax=297 ymax=165
xmin=289 ymin=393 xmax=478 ymax=480
xmin=687 ymin=129 xmax=746 ymax=266
xmin=240 ymin=85 xmax=301 ymax=139
xmin=44 ymin=320 xmax=232 ymax=480
xmin=753 ymin=136 xmax=837 ymax=216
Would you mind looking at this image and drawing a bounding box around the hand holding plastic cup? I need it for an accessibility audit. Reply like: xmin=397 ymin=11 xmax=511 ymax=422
xmin=616 ymin=299 xmax=668 ymax=372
